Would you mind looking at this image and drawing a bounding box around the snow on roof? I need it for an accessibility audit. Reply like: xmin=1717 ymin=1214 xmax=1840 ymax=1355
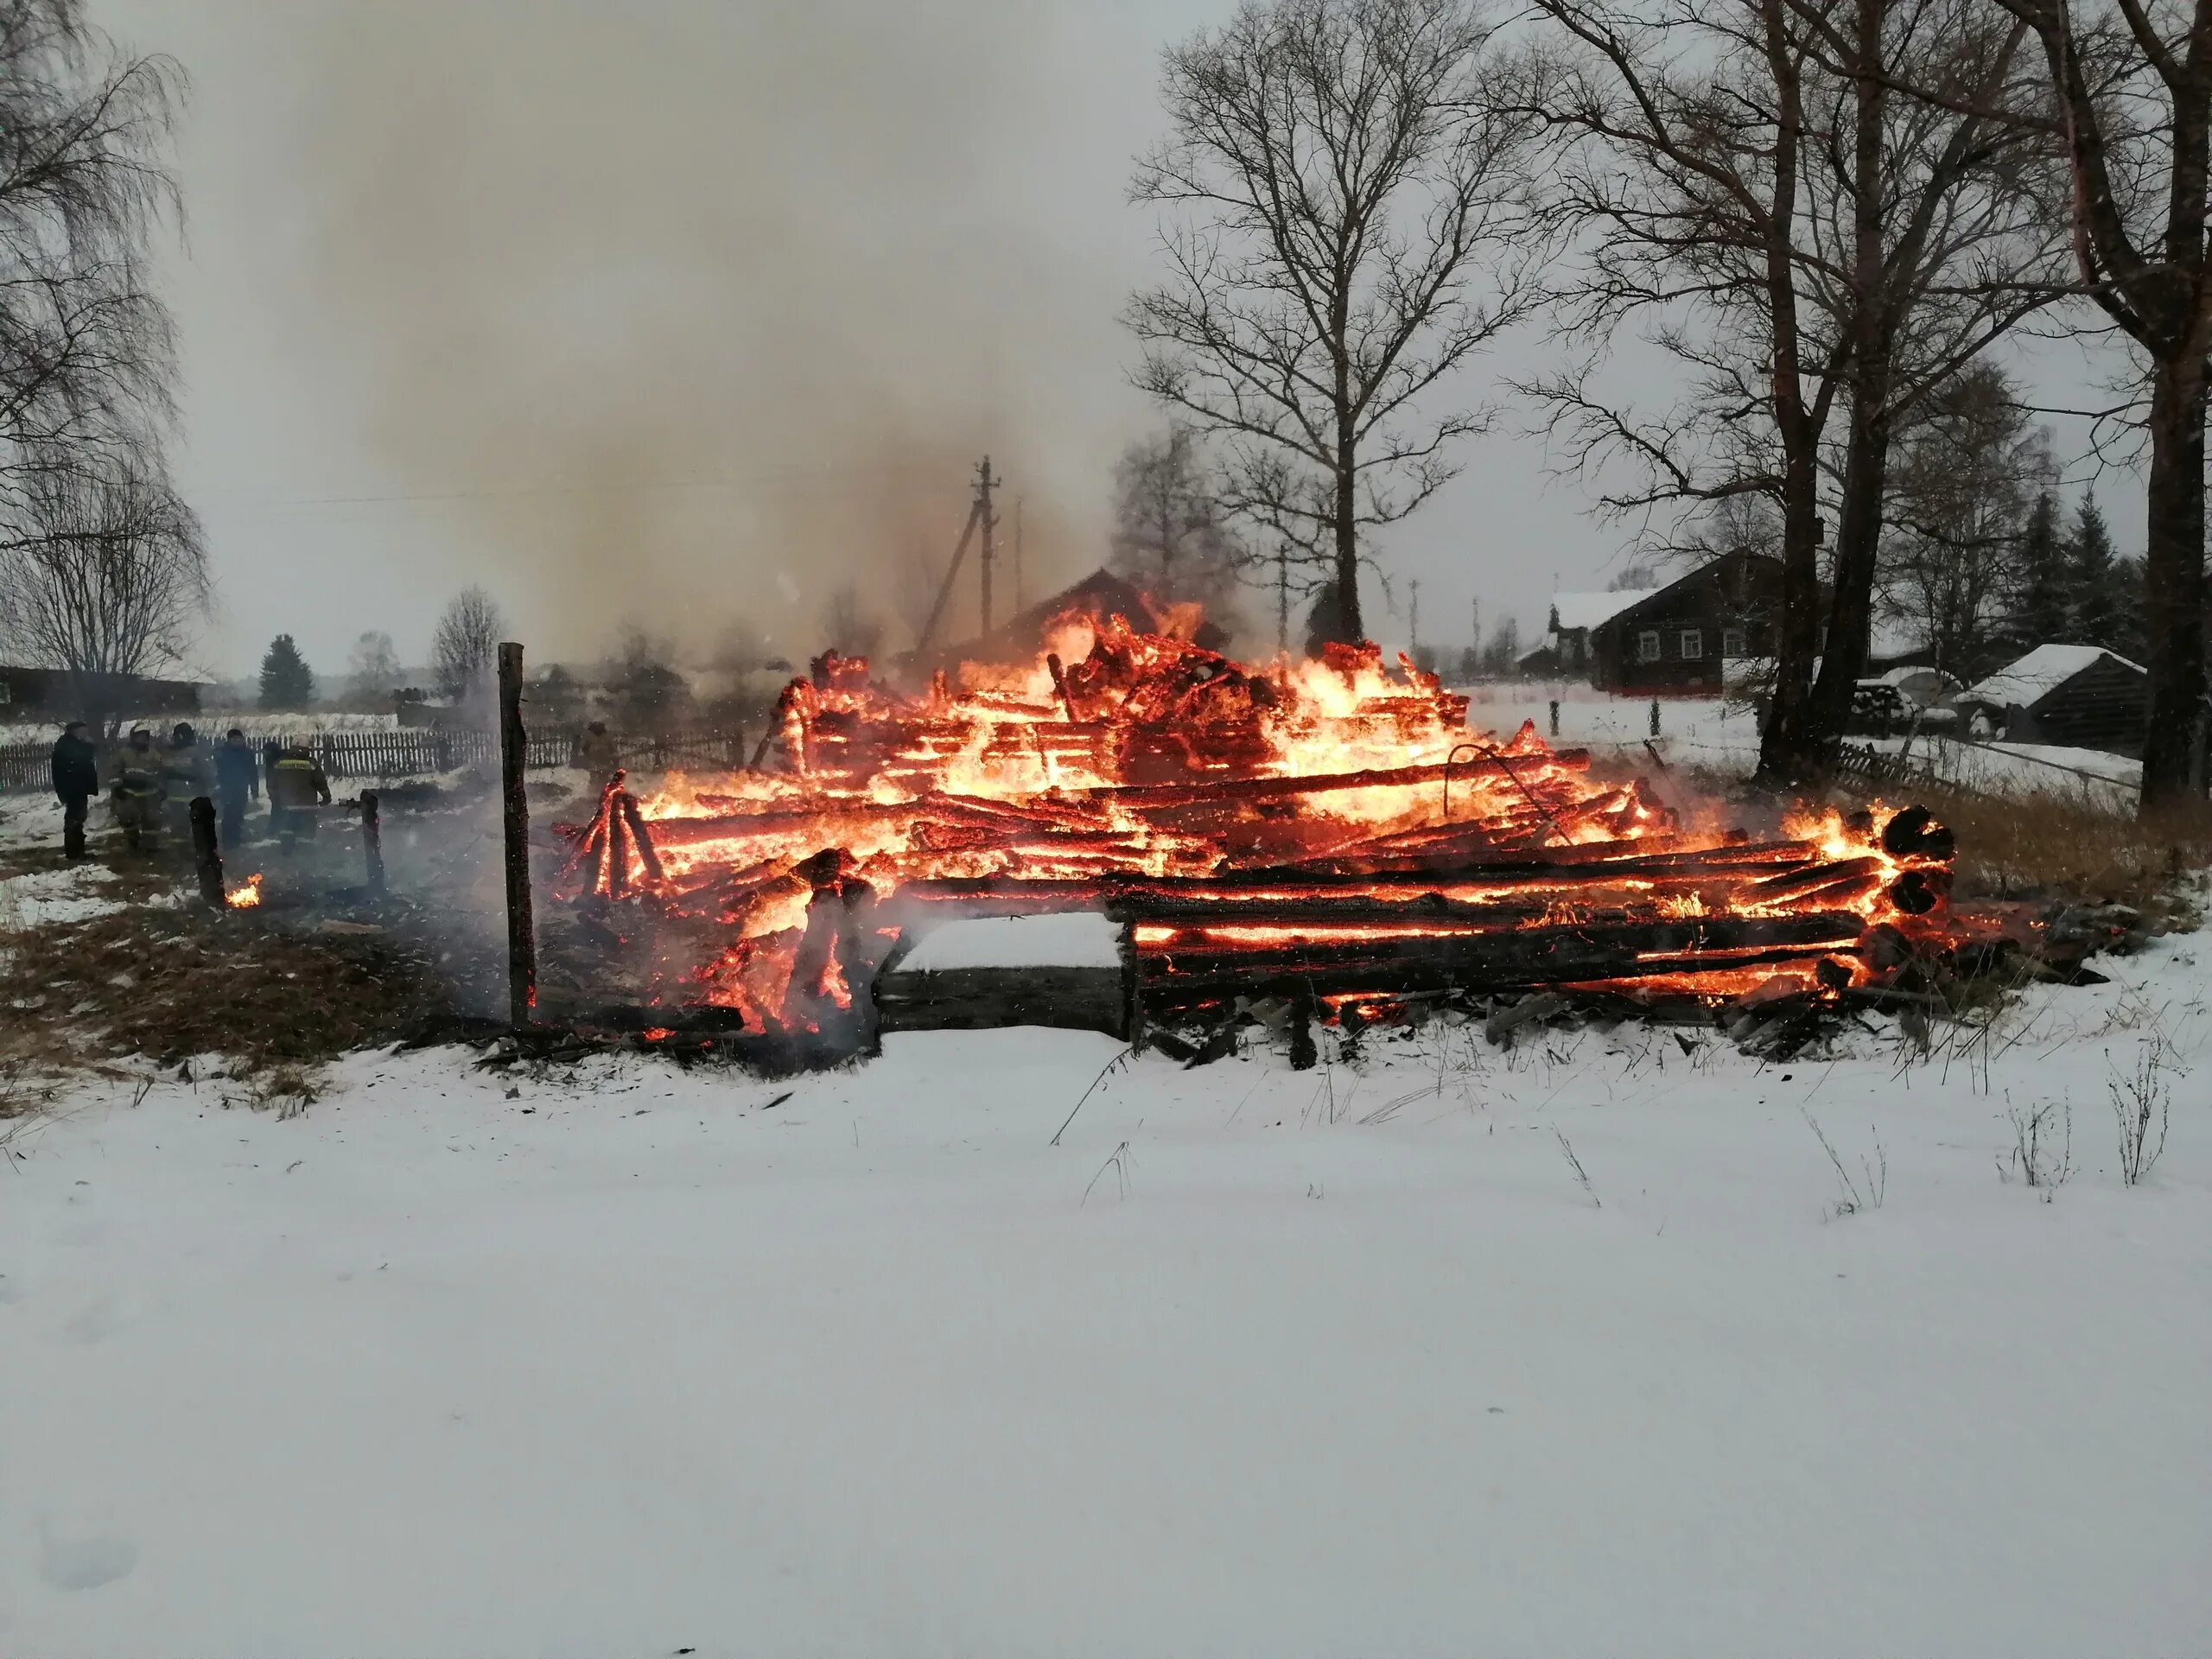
xmin=1961 ymin=644 xmax=2141 ymax=709
xmin=1548 ymin=590 xmax=1647 ymax=633
xmin=897 ymin=912 xmax=1123 ymax=972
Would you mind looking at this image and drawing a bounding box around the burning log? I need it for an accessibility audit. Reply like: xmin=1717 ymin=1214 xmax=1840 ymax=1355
xmin=523 ymin=598 xmax=1967 ymax=1055
xmin=1133 ymin=912 xmax=1867 ymax=1009
xmin=1046 ymin=652 xmax=1079 ymax=721
xmin=618 ymin=791 xmax=665 ymax=885
xmin=607 ymin=793 xmax=631 ymax=899
xmin=1083 ymin=753 xmax=1592 ymax=813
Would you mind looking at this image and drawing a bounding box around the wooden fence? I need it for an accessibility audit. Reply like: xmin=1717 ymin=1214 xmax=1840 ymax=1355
xmin=0 ymin=725 xmax=750 ymax=793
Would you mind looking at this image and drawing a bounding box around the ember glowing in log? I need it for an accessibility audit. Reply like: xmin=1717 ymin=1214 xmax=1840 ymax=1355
xmin=548 ymin=607 xmax=1959 ymax=1039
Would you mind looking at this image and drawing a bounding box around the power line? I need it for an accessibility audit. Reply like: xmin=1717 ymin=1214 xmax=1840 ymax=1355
xmin=188 ymin=461 xmax=858 ymax=515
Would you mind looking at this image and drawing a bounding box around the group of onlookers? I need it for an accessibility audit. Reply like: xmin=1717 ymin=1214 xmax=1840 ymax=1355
xmin=46 ymin=721 xmax=331 ymax=861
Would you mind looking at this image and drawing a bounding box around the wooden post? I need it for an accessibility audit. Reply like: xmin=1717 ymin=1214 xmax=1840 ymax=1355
xmin=189 ymin=796 xmax=225 ymax=908
xmin=361 ymin=789 xmax=386 ymax=895
xmin=498 ymin=642 xmax=537 ymax=1027
xmin=1287 ymin=978 xmax=1319 ymax=1071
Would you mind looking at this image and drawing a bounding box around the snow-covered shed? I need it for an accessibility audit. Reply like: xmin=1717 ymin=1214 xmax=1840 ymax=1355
xmin=1956 ymin=645 xmax=2147 ymax=755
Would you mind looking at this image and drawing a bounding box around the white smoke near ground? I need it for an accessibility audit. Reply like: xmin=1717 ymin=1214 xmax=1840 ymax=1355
xmin=300 ymin=0 xmax=1153 ymax=663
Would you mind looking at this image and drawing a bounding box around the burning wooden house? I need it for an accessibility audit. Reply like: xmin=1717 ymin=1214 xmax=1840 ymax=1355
xmin=540 ymin=604 xmax=1960 ymax=1064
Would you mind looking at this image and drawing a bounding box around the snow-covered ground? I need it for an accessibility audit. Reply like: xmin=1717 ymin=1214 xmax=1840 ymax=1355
xmin=0 ymin=798 xmax=143 ymax=931
xmin=1462 ymin=685 xmax=2147 ymax=804
xmin=1463 ymin=682 xmax=1765 ymax=776
xmin=1881 ymin=734 xmax=2143 ymax=804
xmin=4 ymin=941 xmax=2208 ymax=1657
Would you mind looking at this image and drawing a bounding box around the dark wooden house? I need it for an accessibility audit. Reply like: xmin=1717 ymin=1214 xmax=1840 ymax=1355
xmin=0 ymin=664 xmax=204 ymax=723
xmin=1956 ymin=645 xmax=2147 ymax=756
xmin=1548 ymin=552 xmax=1783 ymax=693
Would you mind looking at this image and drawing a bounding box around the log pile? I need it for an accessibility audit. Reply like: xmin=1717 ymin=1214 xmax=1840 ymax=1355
xmin=534 ymin=620 xmax=1982 ymax=1066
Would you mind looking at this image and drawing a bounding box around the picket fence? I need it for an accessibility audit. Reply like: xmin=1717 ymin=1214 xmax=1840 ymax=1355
xmin=0 ymin=725 xmax=751 ymax=794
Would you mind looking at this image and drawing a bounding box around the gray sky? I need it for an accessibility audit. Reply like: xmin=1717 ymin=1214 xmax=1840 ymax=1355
xmin=99 ymin=0 xmax=2134 ymax=683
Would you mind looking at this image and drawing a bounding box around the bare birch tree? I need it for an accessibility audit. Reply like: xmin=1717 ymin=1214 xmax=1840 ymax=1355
xmin=1109 ymin=424 xmax=1247 ymax=624
xmin=1517 ymin=0 xmax=1834 ymax=778
xmin=0 ymin=4 xmax=194 ymax=719
xmin=1519 ymin=0 xmax=2063 ymax=779
xmin=0 ymin=3 xmax=187 ymax=516
xmin=1988 ymin=0 xmax=2212 ymax=804
xmin=1124 ymin=0 xmax=1539 ymax=643
xmin=1792 ymin=0 xmax=2067 ymax=746
xmin=430 ymin=586 xmax=505 ymax=702
xmin=1878 ymin=359 xmax=2058 ymax=678
xmin=0 ymin=452 xmax=207 ymax=731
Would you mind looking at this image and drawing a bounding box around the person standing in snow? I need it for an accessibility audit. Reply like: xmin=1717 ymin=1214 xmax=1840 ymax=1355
xmin=104 ymin=728 xmax=166 ymax=854
xmin=213 ymin=728 xmax=260 ymax=849
xmin=161 ymin=721 xmax=215 ymax=846
xmin=265 ymin=743 xmax=332 ymax=845
xmin=49 ymin=721 xmax=100 ymax=861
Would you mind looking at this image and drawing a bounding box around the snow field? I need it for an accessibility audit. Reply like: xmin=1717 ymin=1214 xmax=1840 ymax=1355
xmin=3 ymin=938 xmax=2208 ymax=1658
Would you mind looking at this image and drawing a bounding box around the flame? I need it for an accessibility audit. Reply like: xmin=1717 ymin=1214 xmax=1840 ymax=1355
xmin=226 ymin=873 xmax=264 ymax=909
xmin=550 ymin=603 xmax=1955 ymax=1030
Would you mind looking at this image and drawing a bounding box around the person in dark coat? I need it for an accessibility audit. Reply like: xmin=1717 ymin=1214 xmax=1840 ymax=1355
xmin=49 ymin=721 xmax=99 ymax=860
xmin=213 ymin=728 xmax=260 ymax=849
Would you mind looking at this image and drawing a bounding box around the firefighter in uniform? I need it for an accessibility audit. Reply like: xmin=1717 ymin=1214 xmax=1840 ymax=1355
xmin=162 ymin=722 xmax=215 ymax=845
xmin=266 ymin=744 xmax=332 ymax=846
xmin=105 ymin=728 xmax=166 ymax=853
xmin=575 ymin=720 xmax=619 ymax=784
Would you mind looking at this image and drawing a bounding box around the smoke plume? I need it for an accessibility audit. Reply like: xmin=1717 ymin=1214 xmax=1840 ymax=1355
xmin=302 ymin=0 xmax=1146 ymax=661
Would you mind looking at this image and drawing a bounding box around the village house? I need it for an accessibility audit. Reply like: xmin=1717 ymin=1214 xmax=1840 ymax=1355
xmin=1540 ymin=551 xmax=1784 ymax=693
xmin=0 ymin=664 xmax=205 ymax=724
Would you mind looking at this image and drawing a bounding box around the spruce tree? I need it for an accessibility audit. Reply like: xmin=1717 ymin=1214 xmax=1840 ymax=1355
xmin=2009 ymin=490 xmax=2069 ymax=648
xmin=2063 ymin=493 xmax=2122 ymax=648
xmin=2110 ymin=556 xmax=2151 ymax=663
xmin=258 ymin=634 xmax=317 ymax=710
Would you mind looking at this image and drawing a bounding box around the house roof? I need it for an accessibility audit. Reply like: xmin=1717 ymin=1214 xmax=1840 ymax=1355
xmin=1960 ymin=644 xmax=2142 ymax=710
xmin=1548 ymin=590 xmax=1648 ymax=633
xmin=896 ymin=567 xmax=1170 ymax=680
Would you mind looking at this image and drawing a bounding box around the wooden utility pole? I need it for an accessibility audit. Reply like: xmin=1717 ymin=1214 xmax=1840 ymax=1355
xmin=497 ymin=641 xmax=537 ymax=1028
xmin=975 ymin=456 xmax=1002 ymax=635
xmin=916 ymin=498 xmax=984 ymax=655
xmin=1276 ymin=543 xmax=1291 ymax=654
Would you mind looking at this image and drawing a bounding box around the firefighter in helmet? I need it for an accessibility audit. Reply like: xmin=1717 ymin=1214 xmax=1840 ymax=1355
xmin=162 ymin=721 xmax=215 ymax=845
xmin=265 ymin=743 xmax=332 ymax=846
xmin=104 ymin=728 xmax=166 ymax=853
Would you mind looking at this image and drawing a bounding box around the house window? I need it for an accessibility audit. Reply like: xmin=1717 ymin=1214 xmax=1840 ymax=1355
xmin=1637 ymin=630 xmax=1661 ymax=664
xmin=1722 ymin=627 xmax=1746 ymax=658
xmin=1680 ymin=629 xmax=1704 ymax=660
